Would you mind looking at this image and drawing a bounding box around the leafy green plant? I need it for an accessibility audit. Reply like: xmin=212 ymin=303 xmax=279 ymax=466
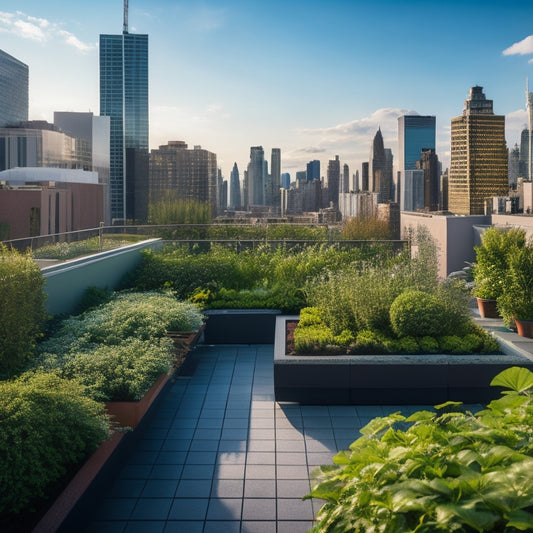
xmin=0 ymin=372 xmax=109 ymax=517
xmin=472 ymin=227 xmax=526 ymax=300
xmin=0 ymin=245 xmax=47 ymax=377
xmin=390 ymin=290 xmax=443 ymax=337
xmin=306 ymin=366 xmax=533 ymax=533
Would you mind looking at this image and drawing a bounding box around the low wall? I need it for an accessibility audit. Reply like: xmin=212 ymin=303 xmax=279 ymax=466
xmin=41 ymin=239 xmax=161 ymax=315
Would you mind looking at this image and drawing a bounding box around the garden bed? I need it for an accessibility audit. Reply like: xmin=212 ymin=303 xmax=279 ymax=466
xmin=274 ymin=315 xmax=533 ymax=405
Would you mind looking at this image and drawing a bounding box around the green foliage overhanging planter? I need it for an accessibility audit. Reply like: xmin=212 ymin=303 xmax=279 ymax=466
xmin=306 ymin=366 xmax=533 ymax=533
xmin=32 ymin=291 xmax=204 ymax=402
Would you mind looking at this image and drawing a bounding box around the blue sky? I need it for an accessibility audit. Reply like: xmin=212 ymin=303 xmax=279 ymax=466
xmin=2 ymin=0 xmax=533 ymax=180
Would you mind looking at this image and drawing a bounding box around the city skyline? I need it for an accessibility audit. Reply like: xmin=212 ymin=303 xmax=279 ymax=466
xmin=1 ymin=0 xmax=533 ymax=180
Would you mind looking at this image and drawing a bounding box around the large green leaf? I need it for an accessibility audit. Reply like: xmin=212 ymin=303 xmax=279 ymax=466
xmin=507 ymin=509 xmax=533 ymax=530
xmin=490 ymin=366 xmax=533 ymax=393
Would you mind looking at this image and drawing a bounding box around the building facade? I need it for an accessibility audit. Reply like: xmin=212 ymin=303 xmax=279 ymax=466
xmin=449 ymin=86 xmax=508 ymax=215
xmin=306 ymin=160 xmax=320 ymax=182
xmin=0 ymin=49 xmax=28 ymax=127
xmin=247 ymin=146 xmax=265 ymax=207
xmin=229 ymin=162 xmax=241 ymax=209
xmin=100 ymin=27 xmax=148 ymax=222
xmin=54 ymin=112 xmax=111 ymax=224
xmin=149 ymin=141 xmax=217 ymax=216
xmin=327 ymin=155 xmax=340 ymax=207
xmin=369 ymin=129 xmax=392 ymax=202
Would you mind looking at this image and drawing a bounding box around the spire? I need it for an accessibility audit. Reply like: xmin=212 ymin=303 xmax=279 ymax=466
xmin=123 ymin=0 xmax=129 ymax=34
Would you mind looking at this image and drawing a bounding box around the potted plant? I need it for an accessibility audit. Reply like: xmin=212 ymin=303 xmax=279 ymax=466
xmin=471 ymin=227 xmax=526 ymax=318
xmin=497 ymin=243 xmax=533 ymax=338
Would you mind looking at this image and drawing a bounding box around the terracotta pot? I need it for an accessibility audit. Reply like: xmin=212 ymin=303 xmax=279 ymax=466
xmin=476 ymin=298 xmax=500 ymax=318
xmin=515 ymin=318 xmax=533 ymax=339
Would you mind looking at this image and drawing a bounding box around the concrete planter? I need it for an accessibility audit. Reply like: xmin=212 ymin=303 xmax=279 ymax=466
xmin=203 ymin=309 xmax=281 ymax=344
xmin=274 ymin=316 xmax=533 ymax=405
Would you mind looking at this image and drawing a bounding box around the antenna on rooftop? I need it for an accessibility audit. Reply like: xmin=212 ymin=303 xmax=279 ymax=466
xmin=123 ymin=0 xmax=129 ymax=34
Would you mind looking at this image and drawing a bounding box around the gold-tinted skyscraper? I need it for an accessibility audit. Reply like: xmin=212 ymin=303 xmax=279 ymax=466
xmin=449 ymin=86 xmax=508 ymax=215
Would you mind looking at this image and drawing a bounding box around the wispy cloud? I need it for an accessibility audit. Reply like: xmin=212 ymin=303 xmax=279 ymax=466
xmin=0 ymin=10 xmax=95 ymax=52
xmin=503 ymin=35 xmax=533 ymax=56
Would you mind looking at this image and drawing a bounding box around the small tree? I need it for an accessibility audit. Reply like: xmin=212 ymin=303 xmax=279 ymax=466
xmin=0 ymin=246 xmax=47 ymax=377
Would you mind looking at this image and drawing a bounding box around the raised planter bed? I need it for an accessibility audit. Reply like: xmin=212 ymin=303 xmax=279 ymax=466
xmin=274 ymin=315 xmax=533 ymax=405
xmin=203 ymin=309 xmax=281 ymax=344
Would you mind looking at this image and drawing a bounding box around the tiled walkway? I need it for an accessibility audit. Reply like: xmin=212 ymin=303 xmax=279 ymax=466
xmin=84 ymin=344 xmax=443 ymax=533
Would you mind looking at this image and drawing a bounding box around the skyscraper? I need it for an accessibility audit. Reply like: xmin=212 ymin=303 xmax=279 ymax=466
xmin=229 ymin=162 xmax=241 ymax=209
xmin=449 ymin=86 xmax=508 ymax=215
xmin=100 ymin=3 xmax=148 ymax=222
xmin=397 ymin=115 xmax=436 ymax=205
xmin=270 ymin=148 xmax=281 ymax=210
xmin=149 ymin=141 xmax=217 ymax=216
xmin=341 ymin=164 xmax=350 ymax=193
xmin=527 ymin=79 xmax=533 ymax=180
xmin=519 ymin=129 xmax=530 ymax=178
xmin=306 ymin=160 xmax=320 ymax=181
xmin=327 ymin=155 xmax=340 ymax=207
xmin=508 ymin=144 xmax=520 ymax=188
xmin=369 ymin=129 xmax=392 ymax=202
xmin=0 ymin=49 xmax=28 ymax=127
xmin=247 ymin=146 xmax=265 ymax=206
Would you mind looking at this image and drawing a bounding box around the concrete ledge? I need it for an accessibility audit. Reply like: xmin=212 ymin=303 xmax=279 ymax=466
xmin=274 ymin=315 xmax=533 ymax=405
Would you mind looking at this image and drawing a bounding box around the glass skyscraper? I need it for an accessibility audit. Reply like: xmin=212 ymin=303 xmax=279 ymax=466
xmin=99 ymin=29 xmax=148 ymax=222
xmin=0 ymin=49 xmax=28 ymax=127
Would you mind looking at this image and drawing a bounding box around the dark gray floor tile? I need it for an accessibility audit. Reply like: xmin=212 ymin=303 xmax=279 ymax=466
xmin=241 ymin=521 xmax=276 ymax=533
xmin=128 ymin=451 xmax=159 ymax=465
xmin=305 ymin=439 xmax=337 ymax=453
xmin=214 ymin=463 xmax=246 ymax=479
xmin=277 ymin=521 xmax=315 ymax=533
xmin=194 ymin=428 xmax=222 ymax=440
xmin=203 ymin=521 xmax=241 ymax=533
xmin=84 ymin=521 xmax=127 ymax=533
xmin=275 ymin=439 xmax=305 ymax=453
xmin=247 ymin=439 xmax=276 ymax=452
xmin=141 ymin=479 xmax=179 ymax=498
xmin=161 ymin=439 xmax=191 ymax=451
xmin=276 ymin=452 xmax=307 ymax=465
xmin=181 ymin=463 xmax=215 ymax=479
xmin=175 ymin=479 xmax=212 ymax=498
xmin=225 ymin=409 xmax=250 ymax=418
xmin=163 ymin=521 xmax=204 ymax=533
xmin=149 ymin=464 xmax=183 ymax=480
xmin=118 ymin=464 xmax=152 ymax=480
xmin=107 ymin=479 xmax=146 ymax=498
xmin=276 ymin=465 xmax=309 ymax=480
xmin=185 ymin=451 xmax=217 ymax=464
xmin=244 ymin=479 xmax=276 ymax=498
xmin=277 ymin=479 xmax=310 ymax=498
xmin=246 ymin=451 xmax=275 ymax=465
xmin=130 ymin=498 xmax=172 ymax=520
xmin=189 ymin=439 xmax=220 ymax=451
xmin=221 ymin=428 xmax=249 ymax=440
xmin=206 ymin=498 xmax=243 ymax=520
xmin=223 ymin=418 xmax=249 ymax=429
xmin=245 ymin=464 xmax=276 ymax=479
xmin=211 ymin=479 xmax=244 ymax=498
xmin=218 ymin=440 xmax=247 ymax=452
xmin=277 ymin=498 xmax=314 ymax=520
xmin=217 ymin=451 xmax=246 ymax=464
xmin=95 ymin=498 xmax=136 ymax=521
xmin=155 ymin=451 xmax=187 ymax=465
xmin=242 ymin=498 xmax=277 ymax=520
xmin=136 ymin=439 xmax=164 ymax=451
xmin=168 ymin=498 xmax=209 ymax=520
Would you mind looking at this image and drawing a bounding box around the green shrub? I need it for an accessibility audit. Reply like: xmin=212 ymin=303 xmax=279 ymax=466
xmin=351 ymin=330 xmax=390 ymax=354
xmin=306 ymin=366 xmax=533 ymax=533
xmin=438 ymin=335 xmax=466 ymax=354
xmin=0 ymin=246 xmax=47 ymax=377
xmin=418 ymin=336 xmax=439 ymax=353
xmin=76 ymin=286 xmax=113 ymax=314
xmin=55 ymin=338 xmax=175 ymax=402
xmin=298 ymin=307 xmax=323 ymax=327
xmin=390 ymin=290 xmax=443 ymax=338
xmin=395 ymin=336 xmax=419 ymax=354
xmin=0 ymin=372 xmax=109 ymax=516
xmin=294 ymin=324 xmax=335 ymax=354
xmin=333 ymin=330 xmax=355 ymax=347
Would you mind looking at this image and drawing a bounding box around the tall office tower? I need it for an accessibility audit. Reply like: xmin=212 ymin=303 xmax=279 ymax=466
xmin=384 ymin=148 xmax=393 ymax=201
xmin=520 ymin=128 xmax=531 ymax=179
xmin=217 ymin=169 xmax=227 ymax=212
xmin=100 ymin=3 xmax=148 ymax=222
xmin=306 ymin=159 xmax=320 ymax=181
xmin=0 ymin=50 xmax=28 ymax=127
xmin=247 ymin=146 xmax=264 ymax=205
xmin=361 ymin=162 xmax=369 ymax=191
xmin=270 ymin=148 xmax=281 ymax=209
xmin=369 ymin=128 xmax=392 ymax=201
xmin=449 ymin=86 xmax=508 ymax=215
xmin=353 ymin=170 xmax=360 ymax=192
xmin=149 ymin=141 xmax=217 ymax=216
xmin=508 ymin=145 xmax=520 ymax=188
xmin=327 ymin=155 xmax=340 ymax=206
xmin=419 ymin=149 xmax=440 ymax=211
xmin=296 ymin=170 xmax=307 ymax=184
xmin=229 ymin=162 xmax=241 ymax=209
xmin=527 ymin=79 xmax=533 ymax=180
xmin=54 ymin=112 xmax=111 ymax=224
xmin=341 ymin=163 xmax=350 ymax=193
xmin=281 ymin=172 xmax=290 ymax=189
